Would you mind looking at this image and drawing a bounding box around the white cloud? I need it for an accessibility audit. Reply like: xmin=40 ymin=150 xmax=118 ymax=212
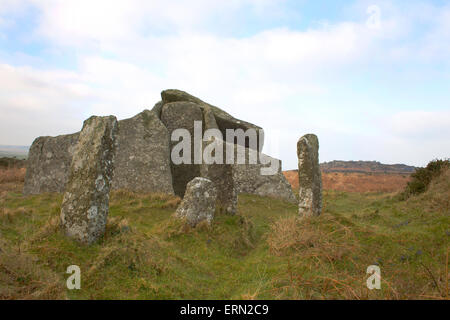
xmin=0 ymin=0 xmax=449 ymax=168
xmin=0 ymin=63 xmax=91 ymax=144
xmin=386 ymin=110 xmax=450 ymax=139
xmin=31 ymin=0 xmax=288 ymax=46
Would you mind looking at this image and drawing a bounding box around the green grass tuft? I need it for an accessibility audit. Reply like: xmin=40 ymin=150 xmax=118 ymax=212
xmin=0 ymin=181 xmax=448 ymax=299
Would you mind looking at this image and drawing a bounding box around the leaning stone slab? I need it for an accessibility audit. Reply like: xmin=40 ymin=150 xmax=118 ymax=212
xmin=23 ymin=132 xmax=79 ymax=195
xmin=112 ymin=110 xmax=174 ymax=194
xmin=151 ymin=101 xmax=163 ymax=119
xmin=175 ymin=177 xmax=217 ymax=227
xmin=161 ymin=89 xmax=264 ymax=150
xmin=60 ymin=116 xmax=118 ymax=245
xmin=233 ymin=150 xmax=296 ymax=203
xmin=297 ymin=134 xmax=322 ymax=217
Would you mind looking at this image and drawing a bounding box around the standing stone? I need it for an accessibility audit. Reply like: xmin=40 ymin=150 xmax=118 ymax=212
xmin=112 ymin=110 xmax=174 ymax=194
xmin=23 ymin=133 xmax=79 ymax=195
xmin=175 ymin=177 xmax=217 ymax=227
xmin=60 ymin=116 xmax=118 ymax=244
xmin=297 ymin=134 xmax=322 ymax=217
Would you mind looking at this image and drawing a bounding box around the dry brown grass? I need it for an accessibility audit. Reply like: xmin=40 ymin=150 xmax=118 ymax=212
xmin=0 ymin=168 xmax=26 ymax=195
xmin=267 ymin=217 xmax=306 ymax=256
xmin=110 ymin=189 xmax=181 ymax=209
xmin=0 ymin=240 xmax=66 ymax=300
xmin=0 ymin=163 xmax=445 ymax=300
xmin=0 ymin=206 xmax=35 ymax=223
xmin=265 ymin=214 xmax=411 ymax=299
xmin=265 ymin=200 xmax=449 ymax=300
xmin=284 ymin=170 xmax=411 ymax=193
xmin=0 ymin=182 xmax=23 ymax=195
xmin=416 ymin=167 xmax=450 ymax=213
xmin=267 ymin=215 xmax=359 ymax=261
xmin=0 ymin=167 xmax=26 ymax=184
xmin=29 ymin=216 xmax=60 ymax=243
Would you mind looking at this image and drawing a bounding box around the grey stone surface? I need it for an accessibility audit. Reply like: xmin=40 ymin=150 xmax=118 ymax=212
xmin=161 ymin=89 xmax=264 ymax=150
xmin=161 ymin=101 xmax=203 ymax=197
xmin=112 ymin=110 xmax=174 ymax=194
xmin=233 ymin=151 xmax=296 ymax=203
xmin=151 ymin=101 xmax=163 ymax=119
xmin=297 ymin=134 xmax=322 ymax=217
xmin=60 ymin=116 xmax=118 ymax=245
xmin=200 ymin=108 xmax=237 ymax=214
xmin=24 ymin=89 xmax=297 ymax=206
xmin=23 ymin=133 xmax=79 ymax=195
xmin=175 ymin=177 xmax=217 ymax=227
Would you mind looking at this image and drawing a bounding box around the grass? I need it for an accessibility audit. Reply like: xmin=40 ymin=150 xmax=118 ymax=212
xmin=284 ymin=170 xmax=411 ymax=193
xmin=0 ymin=168 xmax=448 ymax=300
xmin=0 ymin=167 xmax=25 ymax=184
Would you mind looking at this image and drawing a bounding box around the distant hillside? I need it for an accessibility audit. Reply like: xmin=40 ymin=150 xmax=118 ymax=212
xmin=0 ymin=157 xmax=26 ymax=169
xmin=320 ymin=160 xmax=417 ymax=174
xmin=284 ymin=160 xmax=416 ymax=193
xmin=0 ymin=145 xmax=29 ymax=159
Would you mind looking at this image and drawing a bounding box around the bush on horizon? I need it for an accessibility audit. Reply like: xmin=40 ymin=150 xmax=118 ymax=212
xmin=402 ymin=159 xmax=449 ymax=198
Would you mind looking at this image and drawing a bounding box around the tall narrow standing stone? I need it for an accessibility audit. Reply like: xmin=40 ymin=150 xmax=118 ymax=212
xmin=60 ymin=116 xmax=118 ymax=244
xmin=297 ymin=134 xmax=322 ymax=217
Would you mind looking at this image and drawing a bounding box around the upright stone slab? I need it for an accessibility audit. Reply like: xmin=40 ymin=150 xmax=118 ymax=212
xmin=60 ymin=116 xmax=118 ymax=244
xmin=23 ymin=133 xmax=79 ymax=195
xmin=112 ymin=110 xmax=174 ymax=194
xmin=175 ymin=177 xmax=217 ymax=227
xmin=200 ymin=107 xmax=237 ymax=215
xmin=161 ymin=101 xmax=203 ymax=197
xmin=297 ymin=134 xmax=322 ymax=217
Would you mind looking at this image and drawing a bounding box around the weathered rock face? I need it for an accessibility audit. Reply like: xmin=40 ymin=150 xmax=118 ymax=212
xmin=175 ymin=177 xmax=217 ymax=227
xmin=151 ymin=101 xmax=163 ymax=119
xmin=297 ymin=134 xmax=322 ymax=217
xmin=112 ymin=110 xmax=174 ymax=194
xmin=24 ymin=109 xmax=173 ymax=195
xmin=23 ymin=133 xmax=79 ymax=195
xmin=161 ymin=101 xmax=203 ymax=197
xmin=233 ymin=151 xmax=296 ymax=203
xmin=60 ymin=116 xmax=118 ymax=245
xmin=159 ymin=90 xmax=291 ymax=208
xmin=24 ymin=89 xmax=295 ymax=205
xmin=161 ymin=89 xmax=264 ymax=151
xmin=200 ymin=109 xmax=237 ymax=214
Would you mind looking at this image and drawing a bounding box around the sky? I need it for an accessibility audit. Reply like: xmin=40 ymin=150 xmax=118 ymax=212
xmin=0 ymin=0 xmax=449 ymax=170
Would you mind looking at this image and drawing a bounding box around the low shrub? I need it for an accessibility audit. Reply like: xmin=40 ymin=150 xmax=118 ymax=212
xmin=402 ymin=159 xmax=449 ymax=198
